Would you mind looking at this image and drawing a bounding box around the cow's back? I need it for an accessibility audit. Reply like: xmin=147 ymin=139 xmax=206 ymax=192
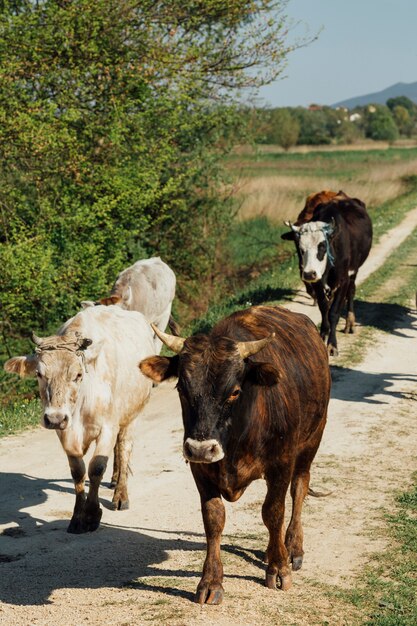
xmin=111 ymin=257 xmax=176 ymax=320
xmin=213 ymin=305 xmax=330 ymax=439
xmin=59 ymin=305 xmax=154 ymax=423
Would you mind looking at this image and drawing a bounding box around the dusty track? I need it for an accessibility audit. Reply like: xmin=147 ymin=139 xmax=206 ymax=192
xmin=1 ymin=208 xmax=417 ymax=625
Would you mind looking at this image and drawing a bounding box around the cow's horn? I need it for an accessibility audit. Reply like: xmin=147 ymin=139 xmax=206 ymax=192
xmin=236 ymin=333 xmax=275 ymax=359
xmin=31 ymin=332 xmax=43 ymax=346
xmin=151 ymin=323 xmax=185 ymax=354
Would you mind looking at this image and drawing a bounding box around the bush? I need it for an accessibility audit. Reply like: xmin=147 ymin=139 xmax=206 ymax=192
xmin=0 ymin=1 xmax=298 ymax=397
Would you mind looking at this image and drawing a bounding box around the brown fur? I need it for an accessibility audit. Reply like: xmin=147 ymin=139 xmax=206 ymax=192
xmin=294 ymin=189 xmax=349 ymax=225
xmin=140 ymin=305 xmax=331 ymax=604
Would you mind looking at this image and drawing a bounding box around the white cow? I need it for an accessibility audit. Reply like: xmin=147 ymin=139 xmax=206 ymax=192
xmin=97 ymin=257 xmax=176 ymax=352
xmin=4 ymin=305 xmax=154 ymax=533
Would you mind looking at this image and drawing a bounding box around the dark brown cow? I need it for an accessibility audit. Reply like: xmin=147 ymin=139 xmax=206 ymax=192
xmin=140 ymin=305 xmax=331 ymax=604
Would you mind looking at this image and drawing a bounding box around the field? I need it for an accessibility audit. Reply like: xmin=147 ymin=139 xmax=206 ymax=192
xmin=1 ymin=144 xmax=417 ymax=625
xmin=229 ymin=145 xmax=417 ymax=222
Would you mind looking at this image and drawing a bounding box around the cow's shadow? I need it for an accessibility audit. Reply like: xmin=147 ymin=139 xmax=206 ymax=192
xmin=330 ymin=365 xmax=417 ymax=404
xmin=352 ymin=299 xmax=415 ymax=337
xmin=330 ymin=304 xmax=417 ymax=404
xmin=0 ymin=472 xmax=263 ymax=606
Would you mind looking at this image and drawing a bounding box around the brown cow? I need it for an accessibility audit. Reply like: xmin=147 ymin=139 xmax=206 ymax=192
xmin=293 ymin=189 xmax=349 ymax=226
xmin=140 ymin=305 xmax=331 ymax=604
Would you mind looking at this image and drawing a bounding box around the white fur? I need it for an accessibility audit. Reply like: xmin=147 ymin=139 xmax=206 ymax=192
xmin=298 ymin=222 xmax=329 ymax=281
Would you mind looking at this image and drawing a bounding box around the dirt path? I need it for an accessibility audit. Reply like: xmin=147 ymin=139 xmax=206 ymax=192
xmin=1 ymin=210 xmax=417 ymax=626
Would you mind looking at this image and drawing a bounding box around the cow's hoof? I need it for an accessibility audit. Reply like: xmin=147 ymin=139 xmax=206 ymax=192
xmin=195 ymin=582 xmax=224 ymax=605
xmin=109 ymin=480 xmax=117 ymax=489
xmin=265 ymin=570 xmax=292 ymax=590
xmin=111 ymin=497 xmax=129 ymax=511
xmin=279 ymin=574 xmax=292 ymax=590
xmin=67 ymin=517 xmax=84 ymax=534
xmin=83 ymin=505 xmax=102 ymax=532
xmin=266 ymin=572 xmax=277 ymax=589
xmin=291 ymin=555 xmax=303 ymax=571
xmin=327 ymin=344 xmax=338 ymax=357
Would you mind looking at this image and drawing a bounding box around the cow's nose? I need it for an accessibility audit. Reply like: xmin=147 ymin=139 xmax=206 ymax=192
xmin=43 ymin=413 xmax=69 ymax=430
xmin=303 ymin=271 xmax=317 ymax=282
xmin=183 ymin=438 xmax=224 ymax=464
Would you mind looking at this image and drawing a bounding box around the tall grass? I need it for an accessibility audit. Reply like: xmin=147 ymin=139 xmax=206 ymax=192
xmin=230 ymin=146 xmax=417 ymax=221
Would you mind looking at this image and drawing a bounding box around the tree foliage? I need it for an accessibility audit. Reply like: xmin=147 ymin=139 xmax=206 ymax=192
xmin=0 ymin=0 xmax=295 ymax=366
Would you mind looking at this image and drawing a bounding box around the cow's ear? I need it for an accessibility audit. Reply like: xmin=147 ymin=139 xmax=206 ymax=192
xmin=281 ymin=231 xmax=295 ymax=241
xmin=246 ymin=362 xmax=281 ymax=386
xmin=139 ymin=356 xmax=179 ymax=382
xmin=4 ymin=355 xmax=38 ymax=378
xmin=99 ymin=295 xmax=122 ymax=306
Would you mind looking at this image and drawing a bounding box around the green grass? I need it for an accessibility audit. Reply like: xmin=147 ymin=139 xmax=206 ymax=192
xmin=349 ymin=476 xmax=417 ymax=626
xmin=192 ymin=180 xmax=417 ymax=335
xmin=0 ymin=398 xmax=40 ymax=437
xmin=228 ymin=147 xmax=417 ymax=178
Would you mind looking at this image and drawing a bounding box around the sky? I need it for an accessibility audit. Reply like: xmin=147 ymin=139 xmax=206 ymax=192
xmin=257 ymin=0 xmax=417 ymax=108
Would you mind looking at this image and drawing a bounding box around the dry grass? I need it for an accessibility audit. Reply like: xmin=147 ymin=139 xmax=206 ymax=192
xmin=235 ymin=156 xmax=417 ymax=222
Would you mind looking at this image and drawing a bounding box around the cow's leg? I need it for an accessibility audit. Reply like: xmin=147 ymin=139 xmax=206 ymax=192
xmin=285 ymin=441 xmax=322 ymax=570
xmin=111 ymin=422 xmax=135 ymax=511
xmin=315 ymin=286 xmax=330 ymax=341
xmin=78 ymin=432 xmax=117 ymax=533
xmin=110 ymin=434 xmax=120 ymax=489
xmin=328 ymin=282 xmax=349 ymax=355
xmin=67 ymin=455 xmax=87 ymax=534
xmin=343 ymin=276 xmax=356 ymax=334
xmin=263 ymin=470 xmax=292 ymax=591
xmin=191 ymin=466 xmax=225 ymax=605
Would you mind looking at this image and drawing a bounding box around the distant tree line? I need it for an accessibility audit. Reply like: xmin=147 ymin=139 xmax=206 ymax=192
xmin=249 ymin=96 xmax=417 ymax=149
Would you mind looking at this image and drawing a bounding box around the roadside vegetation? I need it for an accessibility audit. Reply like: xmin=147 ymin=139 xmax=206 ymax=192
xmin=344 ymin=475 xmax=417 ymax=626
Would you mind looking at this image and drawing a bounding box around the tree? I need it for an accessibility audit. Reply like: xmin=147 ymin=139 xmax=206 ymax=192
xmin=364 ymin=105 xmax=399 ymax=142
xmin=263 ymin=108 xmax=300 ymax=149
xmin=293 ymin=108 xmax=332 ymax=145
xmin=0 ymin=0 xmax=299 ymax=370
xmin=386 ymin=96 xmax=416 ymax=114
xmin=392 ymin=105 xmax=415 ymax=137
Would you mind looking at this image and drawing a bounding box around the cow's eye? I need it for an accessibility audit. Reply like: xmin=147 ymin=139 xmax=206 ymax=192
xmin=36 ymin=371 xmax=42 ymax=379
xmin=228 ymin=387 xmax=241 ymax=401
xmin=74 ymin=373 xmax=83 ymax=383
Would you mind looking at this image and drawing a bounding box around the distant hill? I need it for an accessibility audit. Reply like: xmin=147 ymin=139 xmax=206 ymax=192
xmin=332 ymin=81 xmax=417 ymax=109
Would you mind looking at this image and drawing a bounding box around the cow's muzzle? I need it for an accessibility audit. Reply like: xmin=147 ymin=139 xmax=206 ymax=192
xmin=302 ymin=270 xmax=319 ymax=283
xmin=43 ymin=412 xmax=69 ymax=430
xmin=183 ymin=438 xmax=224 ymax=464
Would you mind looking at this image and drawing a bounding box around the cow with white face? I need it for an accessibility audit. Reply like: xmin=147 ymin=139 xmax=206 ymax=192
xmin=290 ymin=221 xmax=335 ymax=285
xmin=282 ymin=198 xmax=372 ymax=355
xmin=4 ymin=305 xmax=154 ymax=533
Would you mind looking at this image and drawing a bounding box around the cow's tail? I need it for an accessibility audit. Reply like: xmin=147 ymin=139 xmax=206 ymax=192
xmin=308 ymin=487 xmax=333 ymax=497
xmin=168 ymin=315 xmax=181 ymax=337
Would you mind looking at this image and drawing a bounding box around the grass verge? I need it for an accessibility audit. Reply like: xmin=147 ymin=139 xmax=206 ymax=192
xmin=0 ymin=398 xmax=40 ymax=437
xmin=342 ymin=475 xmax=417 ymax=626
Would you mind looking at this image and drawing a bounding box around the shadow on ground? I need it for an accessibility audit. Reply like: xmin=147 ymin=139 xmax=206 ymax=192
xmin=331 ymin=366 xmax=417 ymax=404
xmin=0 ymin=473 xmax=266 ymax=606
xmin=353 ymin=299 xmax=415 ymax=337
xmin=330 ymin=306 xmax=417 ymax=403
